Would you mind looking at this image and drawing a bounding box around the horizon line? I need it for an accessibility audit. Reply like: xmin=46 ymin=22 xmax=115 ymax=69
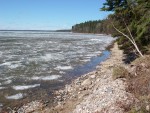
xmin=0 ymin=29 xmax=72 ymax=31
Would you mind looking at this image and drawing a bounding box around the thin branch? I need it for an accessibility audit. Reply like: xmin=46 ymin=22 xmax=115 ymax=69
xmin=112 ymin=23 xmax=135 ymax=44
xmin=123 ymin=20 xmax=136 ymax=44
xmin=112 ymin=23 xmax=144 ymax=57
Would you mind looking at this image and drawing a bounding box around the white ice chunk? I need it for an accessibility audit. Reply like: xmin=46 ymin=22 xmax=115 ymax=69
xmin=3 ymin=80 xmax=12 ymax=85
xmin=5 ymin=93 xmax=24 ymax=100
xmin=12 ymin=84 xmax=40 ymax=90
xmin=31 ymin=75 xmax=61 ymax=81
xmin=55 ymin=66 xmax=73 ymax=70
xmin=0 ymin=87 xmax=6 ymax=90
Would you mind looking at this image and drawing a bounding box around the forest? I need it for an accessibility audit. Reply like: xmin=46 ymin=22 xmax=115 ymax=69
xmin=72 ymin=0 xmax=150 ymax=57
xmin=72 ymin=19 xmax=115 ymax=34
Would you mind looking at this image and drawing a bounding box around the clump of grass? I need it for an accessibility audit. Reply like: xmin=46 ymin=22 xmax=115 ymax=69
xmin=112 ymin=65 xmax=129 ymax=80
xmin=128 ymin=107 xmax=149 ymax=113
xmin=128 ymin=96 xmax=150 ymax=113
xmin=133 ymin=55 xmax=150 ymax=67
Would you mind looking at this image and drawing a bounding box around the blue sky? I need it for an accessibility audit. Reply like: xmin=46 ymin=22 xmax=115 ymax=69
xmin=0 ymin=0 xmax=111 ymax=30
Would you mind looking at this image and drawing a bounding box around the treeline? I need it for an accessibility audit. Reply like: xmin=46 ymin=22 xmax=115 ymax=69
xmin=102 ymin=0 xmax=150 ymax=56
xmin=55 ymin=29 xmax=71 ymax=32
xmin=72 ymin=0 xmax=150 ymax=57
xmin=72 ymin=19 xmax=115 ymax=34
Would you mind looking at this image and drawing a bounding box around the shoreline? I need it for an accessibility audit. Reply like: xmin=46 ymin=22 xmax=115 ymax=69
xmin=2 ymin=42 xmax=114 ymax=112
xmin=14 ymin=42 xmax=135 ymax=113
xmin=0 ymin=33 xmax=115 ymax=112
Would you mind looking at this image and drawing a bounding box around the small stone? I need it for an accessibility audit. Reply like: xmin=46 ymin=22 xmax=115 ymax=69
xmin=90 ymin=75 xmax=96 ymax=79
xmin=146 ymin=105 xmax=150 ymax=111
xmin=57 ymin=96 xmax=61 ymax=99
xmin=75 ymin=80 xmax=81 ymax=85
xmin=0 ymin=103 xmax=3 ymax=107
xmin=79 ymin=88 xmax=83 ymax=91
xmin=81 ymin=79 xmax=92 ymax=86
xmin=44 ymin=101 xmax=49 ymax=104
xmin=96 ymin=78 xmax=101 ymax=82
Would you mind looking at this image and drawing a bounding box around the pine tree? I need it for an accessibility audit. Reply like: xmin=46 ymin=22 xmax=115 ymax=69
xmin=101 ymin=0 xmax=150 ymax=57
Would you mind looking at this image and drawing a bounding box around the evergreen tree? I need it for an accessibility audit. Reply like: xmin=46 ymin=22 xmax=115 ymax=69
xmin=101 ymin=0 xmax=150 ymax=56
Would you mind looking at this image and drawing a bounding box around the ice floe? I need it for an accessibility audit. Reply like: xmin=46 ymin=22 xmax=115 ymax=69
xmin=9 ymin=63 xmax=20 ymax=69
xmin=0 ymin=61 xmax=21 ymax=69
xmin=0 ymin=76 xmax=14 ymax=80
xmin=81 ymin=59 xmax=91 ymax=62
xmin=41 ymin=53 xmax=53 ymax=61
xmin=0 ymin=103 xmax=3 ymax=107
xmin=55 ymin=66 xmax=73 ymax=70
xmin=3 ymin=80 xmax=12 ymax=85
xmin=12 ymin=84 xmax=40 ymax=90
xmin=0 ymin=62 xmax=11 ymax=66
xmin=0 ymin=87 xmax=6 ymax=90
xmin=90 ymin=39 xmax=102 ymax=41
xmin=5 ymin=93 xmax=25 ymax=100
xmin=31 ymin=75 xmax=61 ymax=81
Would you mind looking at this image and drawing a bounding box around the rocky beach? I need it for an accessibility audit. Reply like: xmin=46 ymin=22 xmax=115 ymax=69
xmin=13 ymin=43 xmax=136 ymax=113
xmin=0 ymin=0 xmax=149 ymax=112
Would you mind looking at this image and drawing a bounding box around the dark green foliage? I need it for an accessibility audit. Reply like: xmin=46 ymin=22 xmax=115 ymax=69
xmin=72 ymin=0 xmax=150 ymax=56
xmin=72 ymin=19 xmax=116 ymax=34
xmin=102 ymin=0 xmax=150 ymax=55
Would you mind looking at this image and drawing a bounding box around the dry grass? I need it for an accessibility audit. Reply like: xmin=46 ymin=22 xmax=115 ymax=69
xmin=112 ymin=55 xmax=150 ymax=112
xmin=126 ymin=55 xmax=150 ymax=113
xmin=127 ymin=55 xmax=150 ymax=96
xmin=112 ymin=65 xmax=129 ymax=80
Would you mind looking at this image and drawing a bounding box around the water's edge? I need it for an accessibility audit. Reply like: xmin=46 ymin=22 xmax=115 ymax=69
xmin=0 ymin=31 xmax=115 ymax=111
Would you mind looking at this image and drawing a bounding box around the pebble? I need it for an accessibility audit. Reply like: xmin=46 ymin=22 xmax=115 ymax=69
xmin=146 ymin=105 xmax=150 ymax=111
xmin=81 ymin=79 xmax=92 ymax=86
xmin=90 ymin=74 xmax=96 ymax=79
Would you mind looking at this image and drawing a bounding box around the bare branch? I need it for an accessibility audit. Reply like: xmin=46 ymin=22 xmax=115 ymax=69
xmin=112 ymin=23 xmax=144 ymax=57
xmin=112 ymin=23 xmax=134 ymax=44
xmin=123 ymin=20 xmax=136 ymax=44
